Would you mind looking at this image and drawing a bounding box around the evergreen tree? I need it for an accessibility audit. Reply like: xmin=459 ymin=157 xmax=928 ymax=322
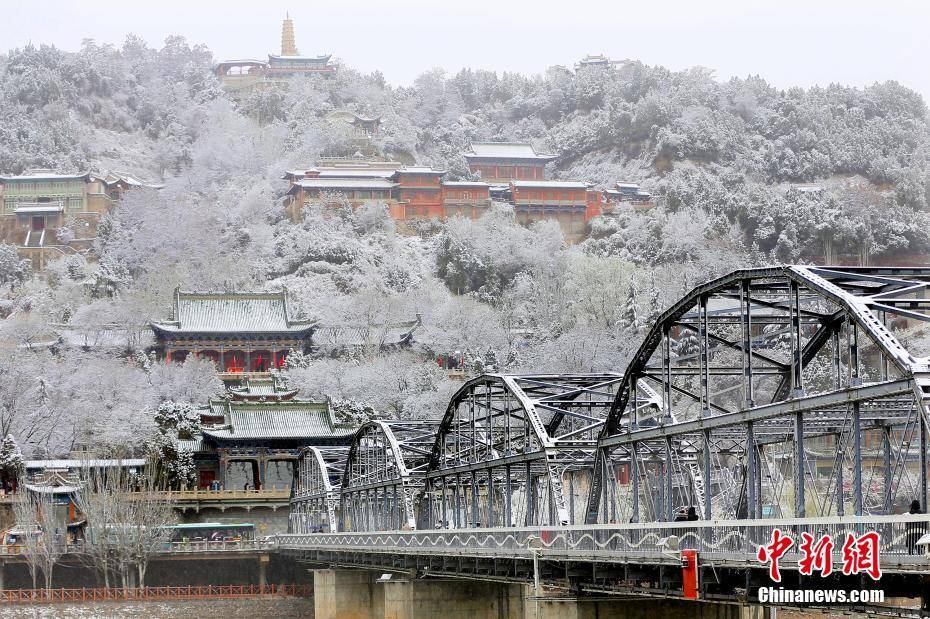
xmin=0 ymin=434 xmax=24 ymax=487
xmin=646 ymin=277 xmax=662 ymax=327
xmin=621 ymin=280 xmax=640 ymax=332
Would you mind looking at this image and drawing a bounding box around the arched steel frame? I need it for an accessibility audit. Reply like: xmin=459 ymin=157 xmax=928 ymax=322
xmin=290 ymin=446 xmax=348 ymax=533
xmin=588 ymin=265 xmax=930 ymax=524
xmin=424 ymin=374 xmax=624 ymax=528
xmin=341 ymin=421 xmax=439 ymax=531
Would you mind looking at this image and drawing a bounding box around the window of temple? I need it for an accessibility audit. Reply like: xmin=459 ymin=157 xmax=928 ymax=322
xmin=198 ymin=350 xmax=220 ymax=367
xmin=224 ymin=351 xmax=246 ymax=372
xmin=250 ymin=350 xmax=271 ymax=372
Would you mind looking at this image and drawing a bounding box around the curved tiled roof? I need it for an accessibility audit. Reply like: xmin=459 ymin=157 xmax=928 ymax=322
xmin=464 ymin=142 xmax=557 ymax=161
xmin=202 ymin=400 xmax=355 ymax=441
xmin=152 ymin=290 xmax=314 ymax=335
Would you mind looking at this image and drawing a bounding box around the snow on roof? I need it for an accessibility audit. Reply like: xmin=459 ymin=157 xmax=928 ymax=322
xmin=217 ymin=59 xmax=269 ymax=65
xmin=268 ymin=54 xmax=332 ymax=62
xmin=293 ymin=178 xmax=397 ymax=190
xmin=441 ymin=181 xmax=490 ymax=187
xmin=25 ymin=459 xmax=146 ymax=469
xmin=55 ymin=326 xmax=137 ymax=350
xmin=24 ymin=483 xmax=83 ymax=494
xmin=316 ymin=169 xmax=398 ymax=179
xmin=152 ymin=291 xmax=314 ymax=335
xmin=0 ymin=172 xmax=89 ymax=181
xmin=99 ymin=171 xmax=163 ymax=189
xmin=227 ymin=377 xmax=298 ymax=400
xmin=465 ymin=142 xmax=557 ymax=160
xmin=176 ymin=437 xmax=214 ymax=454
xmin=313 ymin=318 xmax=421 ymax=350
xmin=511 ymin=180 xmax=590 ymax=189
xmin=202 ymin=401 xmax=354 ymax=441
xmin=14 ymin=205 xmax=64 ymax=214
xmin=616 ymin=182 xmax=640 ymax=189
xmin=397 ymin=166 xmax=445 ymax=174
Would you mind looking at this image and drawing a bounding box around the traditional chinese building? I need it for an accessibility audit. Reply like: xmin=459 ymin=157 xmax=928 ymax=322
xmin=510 ymin=180 xmax=604 ymax=242
xmin=574 ymin=54 xmax=626 ymax=71
xmin=151 ymin=289 xmax=315 ymax=380
xmin=21 ymin=458 xmax=147 ymax=535
xmin=284 ymin=159 xmax=492 ymax=222
xmin=437 ymin=181 xmax=492 ymax=220
xmin=0 ymin=169 xmax=156 ymax=269
xmin=604 ymin=181 xmax=653 ymax=210
xmin=282 ymin=153 xmax=609 ymax=241
xmin=185 ymin=378 xmax=355 ymax=491
xmin=393 ymin=166 xmax=445 ymax=219
xmin=326 ymin=109 xmax=382 ymax=139
xmin=463 ymin=142 xmax=557 ymax=183
xmin=216 ymin=15 xmax=335 ymax=91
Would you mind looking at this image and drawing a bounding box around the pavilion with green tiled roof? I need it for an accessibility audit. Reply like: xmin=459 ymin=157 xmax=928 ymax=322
xmin=185 ymin=376 xmax=356 ymax=491
xmin=151 ymin=288 xmax=315 ymax=376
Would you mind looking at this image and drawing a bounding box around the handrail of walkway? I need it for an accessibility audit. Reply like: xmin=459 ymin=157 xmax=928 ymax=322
xmin=275 ymin=514 xmax=930 ymax=570
xmin=125 ymin=489 xmax=291 ymax=500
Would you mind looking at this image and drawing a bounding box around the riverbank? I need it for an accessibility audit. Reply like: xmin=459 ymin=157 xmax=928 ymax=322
xmin=0 ymin=596 xmax=315 ymax=618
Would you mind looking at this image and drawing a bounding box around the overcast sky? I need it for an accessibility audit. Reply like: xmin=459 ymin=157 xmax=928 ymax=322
xmin=2 ymin=0 xmax=928 ymax=100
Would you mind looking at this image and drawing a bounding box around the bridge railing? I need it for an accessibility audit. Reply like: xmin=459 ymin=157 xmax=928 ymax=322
xmin=125 ymin=489 xmax=291 ymax=501
xmin=160 ymin=539 xmax=272 ymax=553
xmin=275 ymin=514 xmax=930 ymax=570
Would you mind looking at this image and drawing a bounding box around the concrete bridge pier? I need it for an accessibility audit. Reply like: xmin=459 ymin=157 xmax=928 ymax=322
xmin=313 ymin=569 xmax=525 ymax=619
xmin=312 ymin=569 xmax=769 ymax=619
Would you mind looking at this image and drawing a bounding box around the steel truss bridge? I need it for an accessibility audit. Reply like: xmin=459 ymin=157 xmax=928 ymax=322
xmin=282 ymin=266 xmax=930 ymax=610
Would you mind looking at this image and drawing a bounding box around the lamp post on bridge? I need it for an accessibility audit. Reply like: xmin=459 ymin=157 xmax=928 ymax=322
xmin=523 ymin=533 xmax=541 ymax=617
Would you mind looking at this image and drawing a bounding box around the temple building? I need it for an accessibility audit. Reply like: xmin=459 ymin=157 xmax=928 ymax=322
xmin=216 ymin=15 xmax=335 ymax=91
xmin=574 ymin=54 xmax=626 ymax=71
xmin=0 ymin=169 xmax=157 ymax=269
xmin=151 ymin=289 xmax=315 ymax=380
xmin=284 ymin=158 xmax=492 ymax=222
xmin=463 ymin=142 xmax=557 ymax=183
xmin=326 ymin=110 xmax=381 ymax=139
xmin=184 ymin=377 xmax=355 ymax=491
xmin=604 ymin=181 xmax=653 ymax=210
xmin=510 ymin=180 xmax=604 ymax=242
xmin=281 ymin=155 xmax=606 ymax=241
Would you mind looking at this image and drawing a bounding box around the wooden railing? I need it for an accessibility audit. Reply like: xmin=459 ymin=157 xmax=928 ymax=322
xmin=0 ymin=584 xmax=311 ymax=604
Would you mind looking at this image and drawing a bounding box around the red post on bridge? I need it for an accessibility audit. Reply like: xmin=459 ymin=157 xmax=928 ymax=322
xmin=681 ymin=549 xmax=699 ymax=600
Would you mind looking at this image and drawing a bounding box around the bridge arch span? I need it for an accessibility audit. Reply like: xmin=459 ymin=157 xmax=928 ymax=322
xmin=290 ymin=446 xmax=348 ymax=533
xmin=590 ymin=265 xmax=930 ymax=524
xmin=341 ymin=420 xmax=438 ymax=531
xmin=424 ymin=373 xmax=623 ymax=528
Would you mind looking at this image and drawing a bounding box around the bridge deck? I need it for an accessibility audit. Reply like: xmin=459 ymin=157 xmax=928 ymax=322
xmin=276 ymin=514 xmax=930 ymax=575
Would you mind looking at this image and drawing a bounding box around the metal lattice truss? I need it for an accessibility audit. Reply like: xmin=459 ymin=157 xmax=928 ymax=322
xmin=340 ymin=421 xmax=439 ymax=531
xmin=290 ymin=447 xmax=348 ymax=533
xmin=288 ymin=266 xmax=930 ymax=533
xmin=587 ymin=265 xmax=930 ymax=524
xmin=422 ymin=374 xmax=623 ymax=527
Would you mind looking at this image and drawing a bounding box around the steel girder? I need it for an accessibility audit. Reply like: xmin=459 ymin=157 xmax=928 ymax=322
xmin=423 ymin=374 xmax=624 ymax=527
xmin=290 ymin=446 xmax=348 ymax=533
xmin=341 ymin=421 xmax=439 ymax=531
xmin=587 ymin=266 xmax=930 ymax=524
